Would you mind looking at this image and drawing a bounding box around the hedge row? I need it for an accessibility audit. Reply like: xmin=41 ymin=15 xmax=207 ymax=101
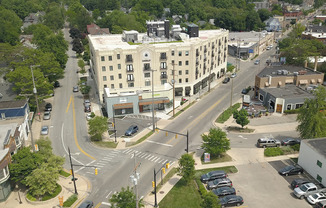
xmin=63 ymin=194 xmax=78 ymax=207
xmin=216 ymin=103 xmax=241 ymax=123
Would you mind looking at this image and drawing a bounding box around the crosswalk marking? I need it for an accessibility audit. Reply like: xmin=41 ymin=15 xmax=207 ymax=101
xmin=151 ymin=156 xmax=158 ymax=162
xmin=122 ymin=149 xmax=174 ymax=165
xmin=154 ymin=157 xmax=160 ymax=162
xmin=162 ymin=159 xmax=168 ymax=164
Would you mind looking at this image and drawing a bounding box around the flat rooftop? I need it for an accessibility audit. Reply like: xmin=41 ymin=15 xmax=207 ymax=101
xmin=262 ymin=85 xmax=315 ymax=99
xmin=88 ymin=29 xmax=228 ymax=51
xmin=305 ymin=138 xmax=326 ymax=158
xmin=228 ymin=31 xmax=271 ymax=43
xmin=258 ymin=65 xmax=321 ymax=77
xmin=0 ymin=122 xmax=18 ymax=149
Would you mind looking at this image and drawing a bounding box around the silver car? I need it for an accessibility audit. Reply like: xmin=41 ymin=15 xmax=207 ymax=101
xmin=41 ymin=126 xmax=49 ymax=135
xmin=43 ymin=111 xmax=51 ymax=120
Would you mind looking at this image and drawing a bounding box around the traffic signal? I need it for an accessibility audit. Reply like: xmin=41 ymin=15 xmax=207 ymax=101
xmin=152 ymin=181 xmax=155 ymax=188
xmin=175 ymin=134 xmax=178 ymax=139
xmin=112 ymin=122 xmax=114 ymax=127
xmin=70 ymin=169 xmax=72 ymax=175
xmin=95 ymin=168 xmax=98 ymax=175
xmin=155 ymin=128 xmax=159 ymax=133
xmin=166 ymin=163 xmax=170 ymax=169
xmin=165 ymin=132 xmax=168 ymax=137
xmin=162 ymin=168 xmax=165 ymax=174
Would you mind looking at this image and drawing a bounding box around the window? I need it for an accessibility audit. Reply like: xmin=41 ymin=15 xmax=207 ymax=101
xmin=160 ymin=62 xmax=167 ymax=69
xmin=128 ymin=82 xmax=134 ymax=87
xmin=259 ymin=94 xmax=264 ymax=101
xmin=118 ymin=64 xmax=121 ymax=69
xmin=126 ymin=55 xmax=133 ymax=62
xmin=104 ymin=84 xmax=107 ymax=88
xmin=185 ymin=60 xmax=189 ymax=65
xmin=102 ymin=66 xmax=106 ymax=71
xmin=118 ymin=74 xmax=122 ymax=79
xmin=160 ymin=52 xmax=167 ymax=59
xmin=110 ymin=75 xmax=114 ymax=80
xmin=179 ymin=61 xmax=182 ymax=66
xmin=161 ymin=80 xmax=167 ymax=85
xmin=171 ymin=50 xmax=175 ymax=56
xmin=145 ymin=80 xmax=151 ymax=86
xmin=111 ymin=84 xmax=114 ymax=89
xmin=179 ymin=51 xmax=182 ymax=56
xmin=117 ymin=54 xmax=120 ymax=59
xmin=103 ymin=76 xmax=107 ymax=81
xmin=287 ymin=104 xmax=291 ymax=110
xmin=109 ymin=56 xmax=112 ymax=61
xmin=179 ymin=70 xmax=182 ymax=75
xmin=0 ymin=168 xmax=5 ymax=179
xmin=144 ymin=63 xmax=150 ymax=70
xmin=179 ymin=79 xmax=182 ymax=83
xmin=144 ymin=73 xmax=150 ymax=77
xmin=295 ymin=103 xmax=303 ymax=109
xmin=119 ymin=83 xmax=123 ymax=88
xmin=317 ymin=160 xmax=323 ymax=168
xmin=172 ymin=60 xmax=175 ymax=65
xmin=127 ymin=65 xmax=133 ymax=72
xmin=101 ymin=56 xmax=105 ymax=61
xmin=127 ymin=74 xmax=134 ymax=81
xmin=185 ymin=70 xmax=189 ymax=75
xmin=185 ymin=78 xmax=188 ymax=82
xmin=109 ymin=66 xmax=113 ymax=71
xmin=317 ymin=174 xmax=323 ymax=183
xmin=185 ymin=51 xmax=189 ymax=56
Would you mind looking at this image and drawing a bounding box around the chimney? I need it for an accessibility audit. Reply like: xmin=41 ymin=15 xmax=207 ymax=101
xmin=314 ymin=56 xmax=318 ymax=71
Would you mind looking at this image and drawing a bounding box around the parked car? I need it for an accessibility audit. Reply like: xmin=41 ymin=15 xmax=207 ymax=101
xmin=219 ymin=195 xmax=243 ymax=207
xmin=41 ymin=126 xmax=49 ymax=135
xmin=266 ymin=46 xmax=271 ymax=50
xmin=200 ymin=170 xmax=227 ymax=183
xmin=54 ymin=81 xmax=60 ymax=88
xmin=307 ymin=193 xmax=326 ymax=205
xmin=254 ymin=59 xmax=260 ymax=65
xmin=84 ymin=99 xmax=91 ymax=106
xmin=241 ymin=88 xmax=250 ymax=94
xmin=86 ymin=113 xmax=93 ymax=121
xmin=43 ymin=111 xmax=51 ymax=120
xmin=45 ymin=103 xmax=52 ymax=111
xmin=222 ymin=77 xmax=230 ymax=84
xmin=78 ymin=200 xmax=93 ymax=208
xmin=125 ymin=125 xmax=139 ymax=136
xmin=230 ymin=73 xmax=237 ymax=78
xmin=291 ymin=178 xmax=310 ymax=189
xmin=207 ymin=178 xmax=232 ymax=190
xmin=293 ymin=183 xmax=318 ymax=199
xmin=316 ymin=201 xmax=326 ymax=208
xmin=212 ymin=187 xmax=236 ymax=197
xmin=281 ymin=138 xmax=301 ymax=146
xmin=84 ymin=105 xmax=91 ymax=113
xmin=73 ymin=86 xmax=79 ymax=92
xmin=278 ymin=165 xmax=303 ymax=176
xmin=266 ymin=59 xmax=272 ymax=64
xmin=256 ymin=137 xmax=281 ymax=148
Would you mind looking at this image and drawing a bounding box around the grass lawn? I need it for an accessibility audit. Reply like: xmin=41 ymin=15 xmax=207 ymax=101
xmin=159 ymin=178 xmax=202 ymax=208
xmin=200 ymin=153 xmax=232 ymax=164
xmin=93 ymin=141 xmax=118 ymax=148
xmin=126 ymin=131 xmax=154 ymax=147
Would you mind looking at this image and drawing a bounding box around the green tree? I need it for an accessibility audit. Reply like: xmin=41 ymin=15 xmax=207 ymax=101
xmin=258 ymin=8 xmax=272 ymax=22
xmin=88 ymin=116 xmax=108 ymax=141
xmin=297 ymin=86 xmax=326 ymax=139
xmin=271 ymin=4 xmax=283 ymax=16
xmin=201 ymin=192 xmax=221 ymax=208
xmin=66 ymin=2 xmax=92 ymax=32
xmin=72 ymin=38 xmax=84 ymax=54
xmin=9 ymin=147 xmax=43 ymax=185
xmin=110 ymin=186 xmax=144 ymax=208
xmin=43 ymin=3 xmax=65 ymax=31
xmin=177 ymin=153 xmax=195 ymax=184
xmin=233 ymin=109 xmax=250 ymax=128
xmin=201 ymin=128 xmax=230 ymax=157
xmin=0 ymin=7 xmax=22 ymax=45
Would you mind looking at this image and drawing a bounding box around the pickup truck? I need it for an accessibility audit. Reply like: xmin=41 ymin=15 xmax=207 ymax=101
xmin=293 ymin=183 xmax=326 ymax=199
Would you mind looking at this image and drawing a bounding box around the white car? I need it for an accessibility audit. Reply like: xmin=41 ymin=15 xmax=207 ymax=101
xmin=86 ymin=113 xmax=93 ymax=121
xmin=41 ymin=126 xmax=49 ymax=135
xmin=307 ymin=193 xmax=326 ymax=205
xmin=230 ymin=73 xmax=237 ymax=78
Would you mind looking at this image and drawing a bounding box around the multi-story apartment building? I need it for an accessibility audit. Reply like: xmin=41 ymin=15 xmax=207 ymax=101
xmin=88 ymin=22 xmax=229 ymax=116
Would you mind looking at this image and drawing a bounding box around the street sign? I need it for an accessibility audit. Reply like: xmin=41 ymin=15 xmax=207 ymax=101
xmin=249 ymin=49 xmax=254 ymax=53
xmin=204 ymin=153 xmax=210 ymax=163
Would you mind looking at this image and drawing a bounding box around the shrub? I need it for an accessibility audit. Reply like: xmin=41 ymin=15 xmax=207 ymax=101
xmin=264 ymin=147 xmax=284 ymax=157
xmin=26 ymin=192 xmax=36 ymax=201
xmin=216 ymin=103 xmax=241 ymax=123
xmin=42 ymin=184 xmax=62 ymax=201
xmin=63 ymin=194 xmax=78 ymax=207
xmin=195 ymin=178 xmax=207 ymax=196
xmin=291 ymin=144 xmax=300 ymax=151
xmin=59 ymin=170 xmax=71 ymax=178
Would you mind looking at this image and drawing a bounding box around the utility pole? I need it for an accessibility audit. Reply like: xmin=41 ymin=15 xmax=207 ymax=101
xmin=238 ymin=38 xmax=241 ymax=71
xmin=30 ymin=65 xmax=41 ymax=120
xmin=68 ymin=147 xmax=78 ymax=195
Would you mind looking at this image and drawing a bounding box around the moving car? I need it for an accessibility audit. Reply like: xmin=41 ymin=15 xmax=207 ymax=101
xmin=207 ymin=178 xmax=232 ymax=190
xmin=43 ymin=111 xmax=51 ymax=120
xmin=200 ymin=170 xmax=227 ymax=183
xmin=278 ymin=165 xmax=303 ymax=176
xmin=307 ymin=193 xmax=326 ymax=205
xmin=212 ymin=187 xmax=236 ymax=197
xmin=219 ymin=195 xmax=243 ymax=207
xmin=73 ymin=86 xmax=79 ymax=92
xmin=254 ymin=59 xmax=260 ymax=65
xmin=222 ymin=77 xmax=230 ymax=84
xmin=230 ymin=73 xmax=237 ymax=78
xmin=281 ymin=138 xmax=301 ymax=146
xmin=41 ymin=126 xmax=49 ymax=135
xmin=125 ymin=125 xmax=139 ymax=136
xmin=45 ymin=103 xmax=52 ymax=111
xmin=291 ymin=178 xmax=310 ymax=189
xmin=78 ymin=200 xmax=93 ymax=208
xmin=293 ymin=183 xmax=318 ymax=199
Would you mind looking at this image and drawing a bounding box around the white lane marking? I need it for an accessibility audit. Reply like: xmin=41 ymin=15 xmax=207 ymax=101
xmin=131 ymin=154 xmax=134 ymax=159
xmin=139 ymin=153 xmax=147 ymax=158
xmin=154 ymin=157 xmax=161 ymax=163
xmin=157 ymin=159 xmax=165 ymax=163
xmin=135 ymin=151 xmax=142 ymax=156
xmin=238 ymin=135 xmax=247 ymax=140
xmin=162 ymin=159 xmax=168 ymax=164
xmin=146 ymin=140 xmax=173 ymax=147
xmin=148 ymin=155 xmax=155 ymax=160
xmin=61 ymin=123 xmax=84 ymax=165
xmin=101 ymin=158 xmax=112 ymax=161
xmin=95 ymin=165 xmax=104 ymax=168
xmin=102 ymin=202 xmax=111 ymax=206
xmin=105 ymin=191 xmax=112 ymax=198
xmin=96 ymin=163 xmax=106 ymax=166
xmin=145 ymin=154 xmax=151 ymax=159
xmin=151 ymin=156 xmax=158 ymax=162
xmin=75 ymin=160 xmax=96 ymax=173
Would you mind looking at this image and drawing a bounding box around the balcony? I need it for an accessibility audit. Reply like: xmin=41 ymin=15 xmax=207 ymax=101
xmin=160 ymin=66 xmax=167 ymax=70
xmin=126 ymin=69 xmax=134 ymax=72
xmin=160 ymin=74 xmax=168 ymax=79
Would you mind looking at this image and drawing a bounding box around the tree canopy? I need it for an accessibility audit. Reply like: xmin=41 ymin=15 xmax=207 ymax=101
xmin=88 ymin=116 xmax=108 ymax=141
xmin=177 ymin=153 xmax=195 ymax=184
xmin=0 ymin=6 xmax=22 ymax=45
xmin=110 ymin=186 xmax=144 ymax=208
xmin=233 ymin=109 xmax=250 ymax=128
xmin=201 ymin=128 xmax=230 ymax=157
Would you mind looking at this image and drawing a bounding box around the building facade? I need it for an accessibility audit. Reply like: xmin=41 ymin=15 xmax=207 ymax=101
xmin=88 ymin=26 xmax=229 ymax=104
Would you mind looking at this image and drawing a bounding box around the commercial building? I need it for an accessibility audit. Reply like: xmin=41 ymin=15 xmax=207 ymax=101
xmin=88 ymin=21 xmax=229 ymax=116
xmin=298 ymin=138 xmax=326 ymax=187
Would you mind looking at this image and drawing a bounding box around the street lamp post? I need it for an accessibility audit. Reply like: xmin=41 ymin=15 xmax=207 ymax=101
xmin=68 ymin=147 xmax=78 ymax=195
xmin=30 ymin=65 xmax=41 ymax=120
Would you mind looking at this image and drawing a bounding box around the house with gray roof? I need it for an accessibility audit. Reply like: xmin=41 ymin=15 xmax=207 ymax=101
xmin=265 ymin=17 xmax=282 ymax=32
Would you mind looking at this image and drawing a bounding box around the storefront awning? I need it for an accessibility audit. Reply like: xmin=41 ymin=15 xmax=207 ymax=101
xmin=175 ymin=87 xmax=183 ymax=92
xmin=113 ymin=103 xmax=133 ymax=109
xmin=318 ymin=79 xmax=323 ymax=83
xmin=139 ymin=97 xmax=170 ymax=106
xmin=299 ymin=80 xmax=308 ymax=84
xmin=194 ymin=82 xmax=201 ymax=88
xmin=285 ymin=79 xmax=293 ymax=84
xmin=311 ymin=79 xmax=316 ymax=84
xmin=265 ymin=82 xmax=269 ymax=87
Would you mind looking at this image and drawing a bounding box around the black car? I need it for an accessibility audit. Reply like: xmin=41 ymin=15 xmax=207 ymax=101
xmin=84 ymin=105 xmax=91 ymax=112
xmin=278 ymin=165 xmax=303 ymax=176
xmin=241 ymin=88 xmax=249 ymax=94
xmin=212 ymin=187 xmax=236 ymax=197
xmin=125 ymin=125 xmax=138 ymax=136
xmin=54 ymin=81 xmax=60 ymax=88
xmin=222 ymin=77 xmax=230 ymax=84
xmin=281 ymin=138 xmax=301 ymax=146
xmin=78 ymin=200 xmax=93 ymax=208
xmin=291 ymin=178 xmax=310 ymax=189
xmin=45 ymin=103 xmax=52 ymax=111
xmin=219 ymin=195 xmax=243 ymax=207
xmin=200 ymin=170 xmax=227 ymax=183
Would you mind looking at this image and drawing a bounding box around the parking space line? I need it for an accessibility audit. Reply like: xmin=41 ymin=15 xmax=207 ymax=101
xmin=105 ymin=191 xmax=112 ymax=199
